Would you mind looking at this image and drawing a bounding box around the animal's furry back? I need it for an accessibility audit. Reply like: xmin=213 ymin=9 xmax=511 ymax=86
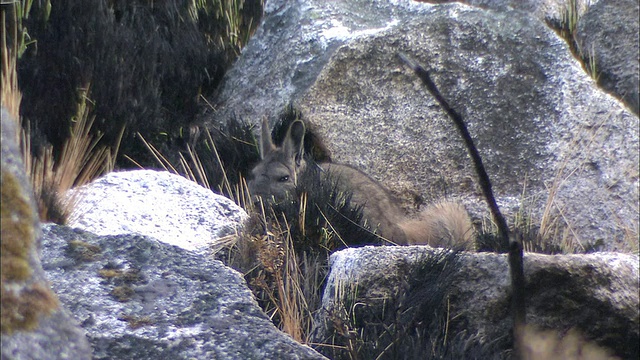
xmin=320 ymin=163 xmax=474 ymax=249
xmin=319 ymin=163 xmax=407 ymax=244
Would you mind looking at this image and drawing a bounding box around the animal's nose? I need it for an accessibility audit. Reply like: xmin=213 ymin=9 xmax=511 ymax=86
xmin=247 ymin=179 xmax=266 ymax=198
xmin=249 ymin=191 xmax=272 ymax=206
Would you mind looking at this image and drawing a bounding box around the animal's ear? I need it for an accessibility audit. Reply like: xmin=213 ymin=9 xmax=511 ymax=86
xmin=284 ymin=120 xmax=305 ymax=166
xmin=259 ymin=116 xmax=275 ymax=159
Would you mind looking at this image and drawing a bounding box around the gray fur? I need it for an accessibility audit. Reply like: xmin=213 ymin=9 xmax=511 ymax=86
xmin=250 ymin=117 xmax=307 ymax=200
xmin=248 ymin=119 xmax=474 ymax=249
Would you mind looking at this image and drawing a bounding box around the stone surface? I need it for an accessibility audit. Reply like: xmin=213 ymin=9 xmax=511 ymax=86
xmin=208 ymin=0 xmax=639 ymax=252
xmin=69 ymin=170 xmax=248 ymax=254
xmin=41 ymin=224 xmax=327 ymax=360
xmin=1 ymin=108 xmax=92 ymax=360
xmin=576 ymin=0 xmax=640 ymax=114
xmin=422 ymin=0 xmax=597 ymax=23
xmin=311 ymin=246 xmax=639 ymax=359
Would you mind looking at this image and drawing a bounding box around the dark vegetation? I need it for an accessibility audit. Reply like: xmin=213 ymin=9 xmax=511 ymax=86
xmin=13 ymin=0 xmax=263 ymax=168
xmin=314 ymin=250 xmax=513 ymax=360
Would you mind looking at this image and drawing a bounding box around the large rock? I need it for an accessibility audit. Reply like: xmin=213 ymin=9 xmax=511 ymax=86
xmin=208 ymin=0 xmax=639 ymax=252
xmin=41 ymin=225 xmax=326 ymax=359
xmin=575 ymin=0 xmax=639 ymax=115
xmin=1 ymin=109 xmax=92 ymax=360
xmin=311 ymin=246 xmax=639 ymax=359
xmin=69 ymin=170 xmax=248 ymax=254
xmin=425 ymin=0 xmax=597 ymax=23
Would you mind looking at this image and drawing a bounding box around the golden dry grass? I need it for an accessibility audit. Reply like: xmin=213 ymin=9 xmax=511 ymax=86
xmin=3 ymin=15 xmax=122 ymax=224
xmin=21 ymin=87 xmax=123 ymax=224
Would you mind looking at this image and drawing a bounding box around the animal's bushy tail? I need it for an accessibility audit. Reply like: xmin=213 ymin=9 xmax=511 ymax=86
xmin=399 ymin=201 xmax=475 ymax=250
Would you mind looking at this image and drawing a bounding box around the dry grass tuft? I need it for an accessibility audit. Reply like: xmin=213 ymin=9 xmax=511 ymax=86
xmin=232 ymin=200 xmax=327 ymax=344
xmin=1 ymin=20 xmax=21 ymax=121
xmin=189 ymin=0 xmax=263 ymax=58
xmin=557 ymin=0 xmax=599 ymax=81
xmin=21 ymin=86 xmax=123 ymax=224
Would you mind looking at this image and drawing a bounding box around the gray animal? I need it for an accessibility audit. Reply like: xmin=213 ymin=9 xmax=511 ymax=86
xmin=248 ymin=117 xmax=475 ymax=250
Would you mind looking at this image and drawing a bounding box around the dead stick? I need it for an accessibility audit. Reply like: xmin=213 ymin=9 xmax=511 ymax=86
xmin=398 ymin=52 xmax=526 ymax=351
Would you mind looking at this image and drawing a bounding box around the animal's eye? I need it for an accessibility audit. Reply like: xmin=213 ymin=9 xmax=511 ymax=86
xmin=278 ymin=175 xmax=289 ymax=182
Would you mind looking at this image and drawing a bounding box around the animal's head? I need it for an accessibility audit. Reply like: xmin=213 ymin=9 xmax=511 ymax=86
xmin=248 ymin=117 xmax=307 ymax=201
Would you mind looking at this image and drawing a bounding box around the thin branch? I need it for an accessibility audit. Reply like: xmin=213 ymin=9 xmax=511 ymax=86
xmin=398 ymin=53 xmax=526 ymax=352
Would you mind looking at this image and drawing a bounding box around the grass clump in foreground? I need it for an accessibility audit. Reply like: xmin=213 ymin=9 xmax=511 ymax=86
xmin=21 ymin=86 xmax=123 ymax=225
xmin=313 ymin=249 xmax=494 ymax=359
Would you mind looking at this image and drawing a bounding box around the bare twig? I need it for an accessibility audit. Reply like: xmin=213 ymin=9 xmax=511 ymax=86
xmin=398 ymin=53 xmax=526 ymax=353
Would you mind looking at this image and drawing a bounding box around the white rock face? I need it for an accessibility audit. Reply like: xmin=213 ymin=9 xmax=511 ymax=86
xmin=68 ymin=170 xmax=247 ymax=253
xmin=40 ymin=225 xmax=327 ymax=360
